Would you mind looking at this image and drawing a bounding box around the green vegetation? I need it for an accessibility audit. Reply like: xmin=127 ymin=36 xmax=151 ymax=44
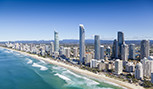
xmin=143 ymin=79 xmax=153 ymax=88
xmin=126 ymin=74 xmax=138 ymax=83
xmin=80 ymin=66 xmax=99 ymax=73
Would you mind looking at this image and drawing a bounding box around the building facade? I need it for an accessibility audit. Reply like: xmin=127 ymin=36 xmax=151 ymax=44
xmin=115 ymin=59 xmax=123 ymax=75
xmin=135 ymin=62 xmax=143 ymax=80
xmin=118 ymin=31 xmax=124 ymax=59
xmin=54 ymin=31 xmax=59 ymax=52
xmin=140 ymin=40 xmax=150 ymax=59
xmin=94 ymin=35 xmax=100 ymax=60
xmin=129 ymin=44 xmax=135 ymax=60
xmin=100 ymin=45 xmax=104 ymax=59
xmin=79 ymin=24 xmax=85 ymax=64
xmin=121 ymin=43 xmax=129 ymax=62
xmin=112 ymin=39 xmax=118 ymax=59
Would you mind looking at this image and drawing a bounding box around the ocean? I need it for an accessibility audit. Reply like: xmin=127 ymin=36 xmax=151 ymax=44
xmin=0 ymin=47 xmax=123 ymax=89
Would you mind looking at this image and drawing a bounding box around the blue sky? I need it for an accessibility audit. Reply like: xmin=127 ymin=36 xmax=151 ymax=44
xmin=0 ymin=0 xmax=153 ymax=41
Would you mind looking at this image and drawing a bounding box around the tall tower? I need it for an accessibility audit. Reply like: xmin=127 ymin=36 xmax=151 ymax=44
xmin=121 ymin=43 xmax=129 ymax=62
xmin=112 ymin=39 xmax=118 ymax=59
xmin=94 ymin=35 xmax=100 ymax=60
xmin=140 ymin=40 xmax=150 ymax=59
xmin=79 ymin=24 xmax=85 ymax=64
xmin=100 ymin=45 xmax=104 ymax=59
xmin=54 ymin=31 xmax=59 ymax=52
xmin=50 ymin=42 xmax=54 ymax=55
xmin=129 ymin=44 xmax=135 ymax=60
xmin=118 ymin=31 xmax=124 ymax=59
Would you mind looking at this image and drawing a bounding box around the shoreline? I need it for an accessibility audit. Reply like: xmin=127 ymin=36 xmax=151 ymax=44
xmin=2 ymin=47 xmax=144 ymax=89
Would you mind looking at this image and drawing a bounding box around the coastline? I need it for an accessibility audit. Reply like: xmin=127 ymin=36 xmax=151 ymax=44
xmin=2 ymin=47 xmax=144 ymax=89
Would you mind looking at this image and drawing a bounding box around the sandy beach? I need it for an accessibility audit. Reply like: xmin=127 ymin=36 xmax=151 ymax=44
xmin=3 ymin=47 xmax=144 ymax=89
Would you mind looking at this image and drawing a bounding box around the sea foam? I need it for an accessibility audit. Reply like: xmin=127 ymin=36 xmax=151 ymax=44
xmin=39 ymin=60 xmax=46 ymax=64
xmin=26 ymin=58 xmax=33 ymax=64
xmin=32 ymin=63 xmax=48 ymax=71
xmin=64 ymin=70 xmax=100 ymax=85
xmin=4 ymin=50 xmax=11 ymax=53
xmin=55 ymin=73 xmax=71 ymax=81
xmin=52 ymin=66 xmax=66 ymax=71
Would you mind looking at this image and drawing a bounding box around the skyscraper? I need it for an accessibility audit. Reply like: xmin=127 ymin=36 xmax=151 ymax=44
xmin=94 ymin=35 xmax=100 ymax=60
xmin=79 ymin=24 xmax=85 ymax=64
xmin=73 ymin=47 xmax=78 ymax=57
xmin=151 ymin=73 xmax=153 ymax=84
xmin=100 ymin=45 xmax=104 ymax=59
xmin=121 ymin=43 xmax=129 ymax=62
xmin=54 ymin=31 xmax=59 ymax=52
xmin=50 ymin=42 xmax=54 ymax=55
xmin=140 ymin=40 xmax=150 ymax=59
xmin=118 ymin=31 xmax=124 ymax=59
xmin=112 ymin=39 xmax=118 ymax=59
xmin=129 ymin=44 xmax=135 ymax=60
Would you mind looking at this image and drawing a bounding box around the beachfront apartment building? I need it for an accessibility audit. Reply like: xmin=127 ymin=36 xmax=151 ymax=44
xmin=115 ymin=59 xmax=123 ymax=75
xmin=135 ymin=62 xmax=143 ymax=80
xmin=141 ymin=57 xmax=153 ymax=78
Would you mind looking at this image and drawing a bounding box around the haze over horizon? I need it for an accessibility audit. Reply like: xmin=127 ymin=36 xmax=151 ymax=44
xmin=0 ymin=0 xmax=153 ymax=41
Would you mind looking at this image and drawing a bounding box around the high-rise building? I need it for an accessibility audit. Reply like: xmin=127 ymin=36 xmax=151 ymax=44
xmin=125 ymin=62 xmax=135 ymax=72
xmin=59 ymin=46 xmax=64 ymax=56
xmin=112 ymin=39 xmax=118 ymax=59
xmin=115 ymin=59 xmax=123 ymax=75
xmin=64 ymin=47 xmax=71 ymax=58
xmin=73 ymin=47 xmax=78 ymax=57
xmin=118 ymin=31 xmax=124 ymax=59
xmin=140 ymin=40 xmax=150 ymax=59
xmin=141 ymin=57 xmax=153 ymax=77
xmin=121 ymin=43 xmax=129 ymax=62
xmin=151 ymin=73 xmax=153 ymax=83
xmin=90 ymin=59 xmax=100 ymax=68
xmin=50 ymin=42 xmax=54 ymax=55
xmin=100 ymin=45 xmax=104 ymax=59
xmin=135 ymin=62 xmax=143 ymax=80
xmin=94 ymin=35 xmax=100 ymax=60
xmin=85 ymin=53 xmax=92 ymax=65
xmin=129 ymin=44 xmax=135 ymax=60
xmin=54 ymin=31 xmax=59 ymax=52
xmin=79 ymin=24 xmax=85 ymax=64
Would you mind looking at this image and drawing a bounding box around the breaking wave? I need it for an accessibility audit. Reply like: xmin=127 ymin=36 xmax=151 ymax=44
xmin=25 ymin=58 xmax=33 ymax=64
xmin=32 ymin=63 xmax=48 ymax=71
xmin=54 ymin=73 xmax=71 ymax=81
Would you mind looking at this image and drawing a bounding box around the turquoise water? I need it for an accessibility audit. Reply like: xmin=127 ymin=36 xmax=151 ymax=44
xmin=0 ymin=47 xmax=123 ymax=89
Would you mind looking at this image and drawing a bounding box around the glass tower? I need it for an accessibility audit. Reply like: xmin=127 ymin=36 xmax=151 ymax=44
xmin=79 ymin=24 xmax=85 ymax=64
xmin=54 ymin=31 xmax=59 ymax=52
xmin=94 ymin=35 xmax=100 ymax=60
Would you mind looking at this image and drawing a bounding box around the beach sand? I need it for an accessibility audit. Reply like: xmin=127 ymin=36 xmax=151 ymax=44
xmin=3 ymin=47 xmax=144 ymax=89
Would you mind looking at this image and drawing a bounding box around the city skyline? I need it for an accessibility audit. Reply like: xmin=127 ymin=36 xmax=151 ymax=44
xmin=0 ymin=0 xmax=153 ymax=41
